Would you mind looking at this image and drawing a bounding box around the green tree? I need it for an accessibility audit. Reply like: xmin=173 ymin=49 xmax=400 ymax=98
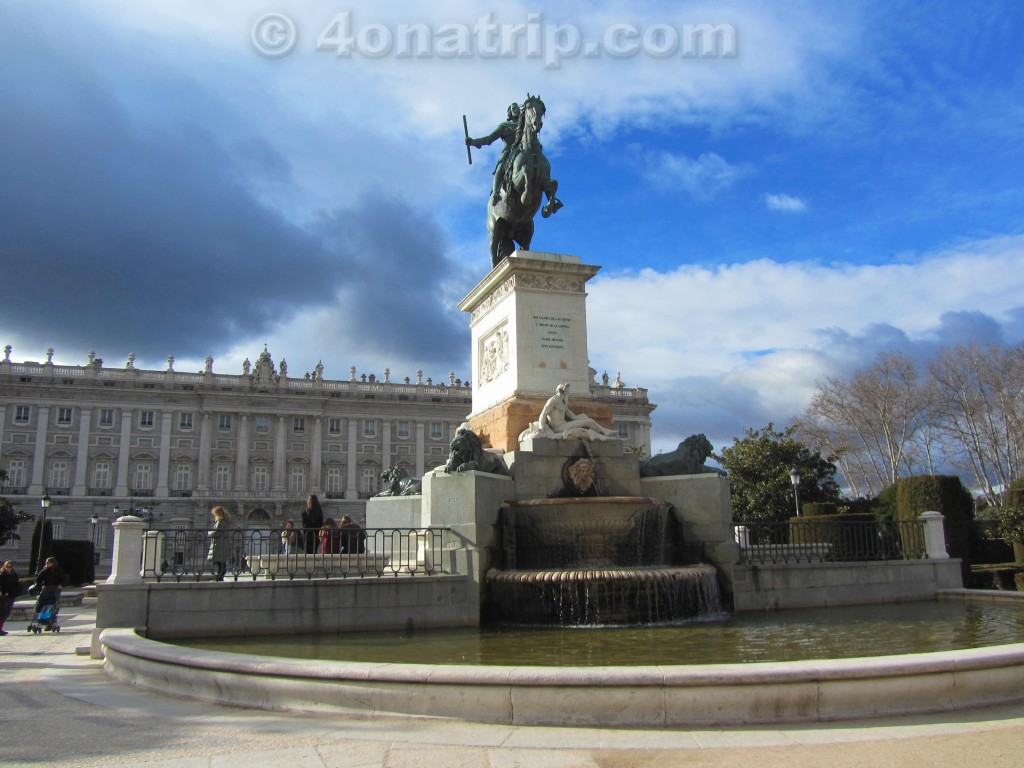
xmin=715 ymin=423 xmax=842 ymax=523
xmin=0 ymin=469 xmax=34 ymax=547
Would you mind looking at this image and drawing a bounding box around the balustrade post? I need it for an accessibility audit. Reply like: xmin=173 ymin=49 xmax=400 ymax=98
xmin=107 ymin=515 xmax=145 ymax=584
xmin=734 ymin=525 xmax=750 ymax=548
xmin=919 ymin=511 xmax=949 ymax=559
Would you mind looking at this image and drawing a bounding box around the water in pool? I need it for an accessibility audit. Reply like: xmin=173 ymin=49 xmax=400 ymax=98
xmin=174 ymin=599 xmax=1024 ymax=666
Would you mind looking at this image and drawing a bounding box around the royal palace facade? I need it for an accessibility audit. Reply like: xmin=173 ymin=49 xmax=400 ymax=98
xmin=0 ymin=345 xmax=655 ymax=576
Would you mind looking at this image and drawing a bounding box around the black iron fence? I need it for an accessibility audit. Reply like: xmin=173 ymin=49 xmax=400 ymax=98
xmin=140 ymin=526 xmax=450 ymax=582
xmin=734 ymin=519 xmax=928 ymax=565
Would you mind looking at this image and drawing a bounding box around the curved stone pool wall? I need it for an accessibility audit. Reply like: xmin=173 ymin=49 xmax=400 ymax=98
xmin=99 ymin=627 xmax=1024 ymax=727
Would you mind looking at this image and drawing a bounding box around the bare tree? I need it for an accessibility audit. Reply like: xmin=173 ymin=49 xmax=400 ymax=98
xmin=928 ymin=343 xmax=1024 ymax=506
xmin=801 ymin=352 xmax=929 ymax=496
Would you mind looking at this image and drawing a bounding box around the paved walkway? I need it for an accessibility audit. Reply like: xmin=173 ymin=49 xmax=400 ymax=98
xmin=3 ymin=604 xmax=1024 ymax=767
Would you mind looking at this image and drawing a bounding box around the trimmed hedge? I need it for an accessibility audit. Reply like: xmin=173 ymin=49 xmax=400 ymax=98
xmin=894 ymin=475 xmax=973 ymax=574
xmin=28 ymin=519 xmax=54 ymax=574
xmin=802 ymin=502 xmax=838 ymax=517
xmin=51 ymin=540 xmax=96 ymax=587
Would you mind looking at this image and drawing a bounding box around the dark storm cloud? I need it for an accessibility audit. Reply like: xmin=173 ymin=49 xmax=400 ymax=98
xmin=0 ymin=10 xmax=327 ymax=357
xmin=0 ymin=6 xmax=462 ymax=368
xmin=310 ymin=198 xmax=466 ymax=366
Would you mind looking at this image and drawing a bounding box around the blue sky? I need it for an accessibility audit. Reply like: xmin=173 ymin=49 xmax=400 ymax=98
xmin=2 ymin=1 xmax=1023 ymax=454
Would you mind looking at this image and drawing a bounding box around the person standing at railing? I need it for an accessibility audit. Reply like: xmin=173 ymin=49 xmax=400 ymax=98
xmin=319 ymin=518 xmax=341 ymax=555
xmin=280 ymin=519 xmax=299 ymax=555
xmin=207 ymin=506 xmax=232 ymax=581
xmin=302 ymin=494 xmax=324 ymax=554
xmin=339 ymin=515 xmax=366 ymax=554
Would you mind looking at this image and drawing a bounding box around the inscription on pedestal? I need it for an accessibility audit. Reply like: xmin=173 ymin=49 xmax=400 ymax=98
xmin=534 ymin=314 xmax=571 ymax=369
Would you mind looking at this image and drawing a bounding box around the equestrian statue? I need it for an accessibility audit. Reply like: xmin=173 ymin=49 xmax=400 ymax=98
xmin=465 ymin=94 xmax=563 ymax=268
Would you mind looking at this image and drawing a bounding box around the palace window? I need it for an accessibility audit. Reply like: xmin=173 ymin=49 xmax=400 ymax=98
xmin=255 ymin=416 xmax=269 ymax=433
xmin=328 ymin=418 xmax=342 ymax=435
xmin=92 ymin=462 xmax=111 ymax=490
xmin=57 ymin=407 xmax=73 ymax=425
xmin=325 ymin=467 xmax=343 ymax=494
xmin=293 ymin=417 xmax=305 ymax=433
xmin=288 ymin=466 xmax=306 ymax=493
xmin=49 ymin=460 xmax=69 ymax=488
xmin=360 ymin=467 xmax=378 ymax=495
xmin=397 ymin=421 xmax=410 ymax=438
xmin=174 ymin=464 xmax=192 ymax=491
xmin=362 ymin=419 xmax=376 ymax=437
xmin=218 ymin=414 xmax=232 ymax=430
xmin=5 ymin=460 xmax=25 ymax=488
xmin=14 ymin=406 xmax=30 ymax=423
xmin=99 ymin=409 xmax=114 ymax=427
xmin=140 ymin=411 xmax=155 ymax=428
xmin=134 ymin=463 xmax=152 ymax=490
xmin=252 ymin=465 xmax=269 ymax=492
xmin=430 ymin=422 xmax=444 ymax=439
xmin=214 ymin=464 xmax=231 ymax=491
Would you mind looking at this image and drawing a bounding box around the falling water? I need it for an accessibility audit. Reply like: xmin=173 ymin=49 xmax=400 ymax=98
xmin=486 ymin=497 xmax=723 ymax=626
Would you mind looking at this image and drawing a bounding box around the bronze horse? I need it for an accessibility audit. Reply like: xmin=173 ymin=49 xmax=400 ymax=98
xmin=486 ymin=95 xmax=563 ymax=267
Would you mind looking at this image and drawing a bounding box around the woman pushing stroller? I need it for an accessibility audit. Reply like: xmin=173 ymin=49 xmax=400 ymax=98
xmin=28 ymin=556 xmax=67 ymax=633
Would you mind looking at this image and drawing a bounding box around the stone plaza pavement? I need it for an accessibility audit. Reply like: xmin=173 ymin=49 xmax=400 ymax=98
xmin=3 ymin=604 xmax=1024 ymax=767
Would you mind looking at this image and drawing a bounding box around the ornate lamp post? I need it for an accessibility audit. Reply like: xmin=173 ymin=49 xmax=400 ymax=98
xmin=789 ymin=468 xmax=802 ymax=518
xmin=36 ymin=494 xmax=51 ymax=570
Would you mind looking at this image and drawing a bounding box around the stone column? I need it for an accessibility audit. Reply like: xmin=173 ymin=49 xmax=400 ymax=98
xmin=107 ymin=515 xmax=145 ymax=584
xmin=155 ymin=411 xmax=173 ymax=496
xmin=114 ymin=409 xmax=132 ymax=496
xmin=273 ymin=416 xmax=287 ymax=491
xmin=235 ymin=415 xmax=249 ymax=491
xmin=381 ymin=419 xmax=392 ymax=471
xmin=197 ymin=413 xmax=212 ymax=490
xmin=415 ymin=421 xmax=425 ymax=477
xmin=72 ymin=407 xmax=93 ymax=495
xmin=29 ymin=406 xmax=50 ymax=495
xmin=0 ymin=406 xmax=5 ymax=467
xmin=920 ymin=511 xmax=949 ymax=559
xmin=345 ymin=418 xmax=358 ymax=499
xmin=310 ymin=417 xmax=323 ymax=492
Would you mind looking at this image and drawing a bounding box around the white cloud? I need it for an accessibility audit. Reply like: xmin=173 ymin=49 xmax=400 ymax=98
xmin=765 ymin=193 xmax=807 ymax=212
xmin=587 ymin=235 xmax=1024 ymax=452
xmin=639 ymin=150 xmax=750 ymax=199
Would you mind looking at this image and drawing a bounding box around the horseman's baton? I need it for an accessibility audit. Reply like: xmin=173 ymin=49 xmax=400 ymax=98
xmin=462 ymin=115 xmax=472 ymax=165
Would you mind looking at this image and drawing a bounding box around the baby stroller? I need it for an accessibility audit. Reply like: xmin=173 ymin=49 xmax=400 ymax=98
xmin=26 ymin=585 xmax=61 ymax=634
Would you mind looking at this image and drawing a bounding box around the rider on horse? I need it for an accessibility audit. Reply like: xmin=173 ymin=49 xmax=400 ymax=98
xmin=465 ymin=102 xmax=521 ymax=205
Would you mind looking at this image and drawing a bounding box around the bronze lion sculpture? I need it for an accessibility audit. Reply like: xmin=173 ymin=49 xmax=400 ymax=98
xmin=639 ymin=434 xmax=724 ymax=477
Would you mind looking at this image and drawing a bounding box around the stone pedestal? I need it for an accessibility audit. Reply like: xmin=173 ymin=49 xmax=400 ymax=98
xmin=459 ymin=250 xmax=607 ymax=451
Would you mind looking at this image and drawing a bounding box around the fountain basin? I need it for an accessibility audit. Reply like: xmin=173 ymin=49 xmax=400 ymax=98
xmin=98 ymin=592 xmax=1024 ymax=726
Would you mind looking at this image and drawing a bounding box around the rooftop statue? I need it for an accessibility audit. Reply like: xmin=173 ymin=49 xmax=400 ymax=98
xmin=465 ymin=94 xmax=563 ymax=268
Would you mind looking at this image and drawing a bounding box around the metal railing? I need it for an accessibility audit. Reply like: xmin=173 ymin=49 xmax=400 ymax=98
xmin=140 ymin=526 xmax=450 ymax=582
xmin=734 ymin=519 xmax=928 ymax=565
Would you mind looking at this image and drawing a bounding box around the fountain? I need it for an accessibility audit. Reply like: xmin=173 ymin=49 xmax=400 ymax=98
xmin=95 ymin=249 xmax=1024 ymax=728
xmin=487 ymin=497 xmax=722 ymax=625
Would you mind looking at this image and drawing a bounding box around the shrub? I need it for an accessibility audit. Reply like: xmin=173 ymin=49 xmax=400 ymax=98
xmin=875 ymin=483 xmax=900 ymax=522
xmin=997 ymin=505 xmax=1024 ymax=543
xmin=1004 ymin=478 xmax=1024 ymax=509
